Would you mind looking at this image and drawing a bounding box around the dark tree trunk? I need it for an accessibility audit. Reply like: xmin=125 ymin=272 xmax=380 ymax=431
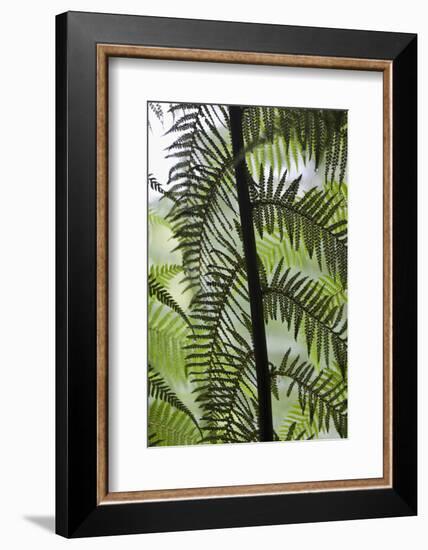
xmin=228 ymin=105 xmax=274 ymax=442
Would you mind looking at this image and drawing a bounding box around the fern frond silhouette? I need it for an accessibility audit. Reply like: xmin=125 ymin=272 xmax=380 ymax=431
xmin=260 ymin=258 xmax=347 ymax=376
xmin=250 ymin=168 xmax=347 ymax=285
xmin=272 ymin=349 xmax=347 ymax=438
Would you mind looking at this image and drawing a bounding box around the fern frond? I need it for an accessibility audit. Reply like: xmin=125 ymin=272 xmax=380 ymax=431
xmin=148 ymin=364 xmax=200 ymax=430
xmin=148 ymin=301 xmax=189 ymax=383
xmin=283 ymin=421 xmax=310 ymax=441
xmin=148 ymin=102 xmax=164 ymax=125
xmin=148 ymin=273 xmax=190 ymax=326
xmin=273 ymin=349 xmax=347 ymax=437
xmin=279 ymin=403 xmax=319 ymax=441
xmin=148 ymin=207 xmax=171 ymax=228
xmin=148 ymin=432 xmax=164 ymax=446
xmin=186 ymin=238 xmax=259 ymax=443
xmin=148 ymin=102 xmax=164 ymax=133
xmin=261 ymin=259 xmax=347 ymax=375
xmin=256 ymin=230 xmax=316 ymax=275
xmin=148 ymin=172 xmax=164 ymax=194
xmin=251 ymin=170 xmax=347 ymax=285
xmin=149 ymin=264 xmax=183 ymax=287
xmin=243 ymin=106 xmax=347 ymax=184
xmin=319 ymin=274 xmax=347 ymax=308
xmin=148 ymin=400 xmax=201 ymax=447
xmin=323 ymin=181 xmax=348 ymax=219
xmin=163 ymin=104 xmax=238 ymax=294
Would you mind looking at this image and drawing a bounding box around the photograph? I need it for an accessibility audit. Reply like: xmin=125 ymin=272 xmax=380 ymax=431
xmin=147 ymin=102 xmax=348 ymax=446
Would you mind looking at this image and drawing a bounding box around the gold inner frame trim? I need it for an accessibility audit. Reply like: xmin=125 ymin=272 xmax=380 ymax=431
xmin=96 ymin=44 xmax=393 ymax=505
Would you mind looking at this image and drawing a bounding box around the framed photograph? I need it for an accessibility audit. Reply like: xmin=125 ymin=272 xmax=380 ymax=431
xmin=56 ymin=11 xmax=417 ymax=537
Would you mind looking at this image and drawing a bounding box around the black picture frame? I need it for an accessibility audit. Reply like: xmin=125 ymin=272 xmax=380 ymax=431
xmin=56 ymin=11 xmax=417 ymax=538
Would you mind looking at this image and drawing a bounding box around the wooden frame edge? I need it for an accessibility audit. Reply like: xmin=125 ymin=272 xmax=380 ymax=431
xmin=383 ymin=62 xmax=393 ymax=488
xmin=99 ymin=44 xmax=391 ymax=71
xmin=96 ymin=43 xmax=393 ymax=505
xmin=97 ymin=45 xmax=109 ymax=503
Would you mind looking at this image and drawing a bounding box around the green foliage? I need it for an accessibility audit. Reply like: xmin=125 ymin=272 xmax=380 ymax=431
xmin=148 ymin=364 xmax=200 ymax=430
xmin=148 ymin=301 xmax=189 ymax=384
xmin=148 ymin=271 xmax=190 ymax=326
xmin=279 ymin=403 xmax=319 ymax=441
xmin=260 ymin=258 xmax=347 ymax=376
xmin=319 ymin=274 xmax=348 ymax=308
xmin=147 ymin=101 xmax=348 ymax=446
xmin=187 ymin=234 xmax=260 ymax=444
xmin=256 ymin=230 xmax=310 ymax=274
xmin=164 ymin=104 xmax=237 ymax=296
xmin=148 ymin=401 xmax=201 ymax=447
xmin=243 ymin=106 xmax=348 ymax=183
xmin=149 ymin=263 xmax=183 ymax=287
xmin=250 ymin=167 xmax=347 ymax=286
xmin=148 ymin=207 xmax=171 ymax=228
xmin=272 ymin=349 xmax=347 ymax=438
